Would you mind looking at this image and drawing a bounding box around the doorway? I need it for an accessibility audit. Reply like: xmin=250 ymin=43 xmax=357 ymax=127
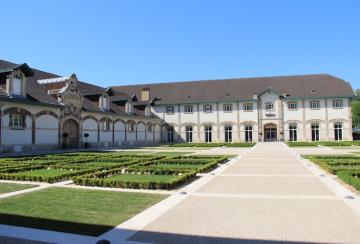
xmin=63 ymin=119 xmax=79 ymax=148
xmin=264 ymin=124 xmax=277 ymax=142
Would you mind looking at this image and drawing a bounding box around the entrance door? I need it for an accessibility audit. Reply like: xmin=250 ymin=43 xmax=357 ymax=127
xmin=264 ymin=124 xmax=277 ymax=142
xmin=63 ymin=119 xmax=79 ymax=148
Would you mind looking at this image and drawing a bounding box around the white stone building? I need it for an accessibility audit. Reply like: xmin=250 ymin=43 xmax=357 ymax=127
xmin=0 ymin=60 xmax=355 ymax=153
xmin=0 ymin=60 xmax=161 ymax=153
xmin=114 ymin=75 xmax=355 ymax=143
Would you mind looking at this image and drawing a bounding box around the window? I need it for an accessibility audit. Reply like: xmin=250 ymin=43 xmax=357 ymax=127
xmin=334 ymin=122 xmax=343 ymax=141
xmin=333 ymin=100 xmax=343 ymax=109
xmin=166 ymin=106 xmax=174 ymax=114
xmin=245 ymin=125 xmax=253 ymax=142
xmin=225 ymin=126 xmax=232 ymax=142
xmin=167 ymin=126 xmax=174 ymax=143
xmin=204 ymin=105 xmax=213 ymax=113
xmin=186 ymin=126 xmax=193 ymax=142
xmin=288 ymin=102 xmax=298 ymax=110
xmin=102 ymin=120 xmax=111 ymax=131
xmin=310 ymin=100 xmax=320 ymax=109
xmin=205 ymin=126 xmax=212 ymax=142
xmin=125 ymin=101 xmax=133 ymax=114
xmin=223 ymin=104 xmax=233 ymax=112
xmin=147 ymin=125 xmax=153 ymax=132
xmin=311 ymin=123 xmax=320 ymax=141
xmin=12 ymin=74 xmax=22 ymax=95
xmin=289 ymin=124 xmax=297 ymax=141
xmin=10 ymin=113 xmax=24 ymax=129
xmin=244 ymin=103 xmax=253 ymax=111
xmin=184 ymin=105 xmax=193 ymax=113
xmin=265 ymin=102 xmax=274 ymax=110
xmin=128 ymin=123 xmax=135 ymax=132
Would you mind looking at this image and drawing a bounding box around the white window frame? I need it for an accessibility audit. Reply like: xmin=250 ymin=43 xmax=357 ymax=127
xmin=128 ymin=123 xmax=135 ymax=132
xmin=289 ymin=124 xmax=297 ymax=141
xmin=102 ymin=120 xmax=111 ymax=131
xmin=10 ymin=113 xmax=24 ymax=129
xmin=184 ymin=105 xmax=193 ymax=113
xmin=243 ymin=103 xmax=253 ymax=111
xmin=147 ymin=124 xmax=153 ymax=132
xmin=333 ymin=100 xmax=343 ymax=109
xmin=203 ymin=105 xmax=213 ymax=113
xmin=223 ymin=104 xmax=233 ymax=113
xmin=245 ymin=125 xmax=253 ymax=142
xmin=12 ymin=74 xmax=22 ymax=95
xmin=288 ymin=102 xmax=298 ymax=110
xmin=185 ymin=126 xmax=193 ymax=143
xmin=310 ymin=100 xmax=320 ymax=109
xmin=311 ymin=123 xmax=320 ymax=141
xmin=205 ymin=126 xmax=212 ymax=142
xmin=334 ymin=122 xmax=343 ymax=141
xmin=166 ymin=106 xmax=174 ymax=114
xmin=224 ymin=125 xmax=232 ymax=142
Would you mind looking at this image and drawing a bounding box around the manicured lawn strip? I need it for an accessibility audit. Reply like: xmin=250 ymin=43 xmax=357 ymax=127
xmin=287 ymin=142 xmax=319 ymax=147
xmin=225 ymin=143 xmax=256 ymax=147
xmin=0 ymin=183 xmax=37 ymax=194
xmin=0 ymin=187 xmax=167 ymax=236
xmin=168 ymin=143 xmax=255 ymax=147
xmin=337 ymin=170 xmax=360 ymax=191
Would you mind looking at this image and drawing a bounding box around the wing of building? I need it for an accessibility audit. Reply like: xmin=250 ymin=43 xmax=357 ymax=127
xmin=0 ymin=60 xmax=161 ymax=153
xmin=0 ymin=59 xmax=355 ymax=153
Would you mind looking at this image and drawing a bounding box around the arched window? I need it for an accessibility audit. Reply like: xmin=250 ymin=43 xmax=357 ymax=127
xmin=12 ymin=74 xmax=22 ymax=95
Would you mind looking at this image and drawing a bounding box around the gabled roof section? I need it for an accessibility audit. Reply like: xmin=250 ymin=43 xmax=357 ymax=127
xmin=112 ymin=74 xmax=355 ymax=104
xmin=0 ymin=63 xmax=34 ymax=77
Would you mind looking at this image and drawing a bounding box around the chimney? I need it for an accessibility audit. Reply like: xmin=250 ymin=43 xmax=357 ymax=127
xmin=141 ymin=87 xmax=150 ymax=101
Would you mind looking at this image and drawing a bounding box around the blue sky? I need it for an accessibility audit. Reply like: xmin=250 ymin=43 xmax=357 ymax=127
xmin=1 ymin=0 xmax=359 ymax=90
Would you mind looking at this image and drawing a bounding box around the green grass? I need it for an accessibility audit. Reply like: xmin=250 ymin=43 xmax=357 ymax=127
xmin=0 ymin=187 xmax=167 ymax=236
xmin=106 ymin=173 xmax=179 ymax=182
xmin=0 ymin=183 xmax=36 ymax=194
xmin=225 ymin=142 xmax=256 ymax=147
xmin=287 ymin=141 xmax=319 ymax=147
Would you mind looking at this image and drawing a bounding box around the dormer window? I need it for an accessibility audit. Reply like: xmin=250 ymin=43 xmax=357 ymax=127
xmin=265 ymin=102 xmax=274 ymax=111
xmin=99 ymin=93 xmax=109 ymax=111
xmin=125 ymin=101 xmax=133 ymax=114
xmin=310 ymin=100 xmax=320 ymax=109
xmin=333 ymin=100 xmax=343 ymax=109
xmin=145 ymin=105 xmax=151 ymax=117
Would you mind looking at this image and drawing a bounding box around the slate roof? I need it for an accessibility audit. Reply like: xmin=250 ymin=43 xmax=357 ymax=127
xmin=112 ymin=74 xmax=355 ymax=104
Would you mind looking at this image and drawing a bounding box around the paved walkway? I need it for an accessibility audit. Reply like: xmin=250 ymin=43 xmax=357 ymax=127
xmin=127 ymin=142 xmax=360 ymax=244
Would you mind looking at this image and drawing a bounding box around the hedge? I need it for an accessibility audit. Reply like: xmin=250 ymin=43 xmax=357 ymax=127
xmin=337 ymin=170 xmax=360 ymax=191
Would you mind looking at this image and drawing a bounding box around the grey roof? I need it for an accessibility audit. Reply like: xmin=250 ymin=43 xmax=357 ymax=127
xmin=112 ymin=74 xmax=355 ymax=104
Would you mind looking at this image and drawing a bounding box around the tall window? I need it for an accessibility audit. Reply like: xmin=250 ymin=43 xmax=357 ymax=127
xmin=205 ymin=126 xmax=212 ymax=143
xmin=311 ymin=123 xmax=320 ymax=141
xmin=245 ymin=125 xmax=253 ymax=142
xmin=333 ymin=100 xmax=343 ymax=109
xmin=167 ymin=126 xmax=174 ymax=143
xmin=223 ymin=104 xmax=233 ymax=112
xmin=265 ymin=102 xmax=274 ymax=110
xmin=334 ymin=122 xmax=343 ymax=141
xmin=184 ymin=105 xmax=193 ymax=113
xmin=289 ymin=124 xmax=297 ymax=141
xmin=128 ymin=123 xmax=135 ymax=132
xmin=225 ymin=126 xmax=232 ymax=142
xmin=310 ymin=100 xmax=320 ymax=109
xmin=186 ymin=126 xmax=193 ymax=143
xmin=147 ymin=124 xmax=153 ymax=132
xmin=244 ymin=103 xmax=253 ymax=111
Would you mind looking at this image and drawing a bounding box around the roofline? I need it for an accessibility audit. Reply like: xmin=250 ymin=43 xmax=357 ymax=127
xmin=111 ymin=73 xmax=339 ymax=88
xmin=0 ymin=96 xmax=63 ymax=108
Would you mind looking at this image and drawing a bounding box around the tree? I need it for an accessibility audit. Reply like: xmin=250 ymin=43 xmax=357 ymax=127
xmin=353 ymin=89 xmax=360 ymax=128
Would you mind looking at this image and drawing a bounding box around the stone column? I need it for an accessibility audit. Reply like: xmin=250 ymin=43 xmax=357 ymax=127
xmin=325 ymin=98 xmax=329 ymax=140
xmin=237 ymin=101 xmax=240 ymax=142
xmin=302 ymin=99 xmax=306 ymax=141
xmin=216 ymin=103 xmax=220 ymax=142
xmin=31 ymin=115 xmax=36 ymax=151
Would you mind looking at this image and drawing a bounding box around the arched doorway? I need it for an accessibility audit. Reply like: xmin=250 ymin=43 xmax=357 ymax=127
xmin=264 ymin=123 xmax=277 ymax=142
xmin=63 ymin=119 xmax=79 ymax=148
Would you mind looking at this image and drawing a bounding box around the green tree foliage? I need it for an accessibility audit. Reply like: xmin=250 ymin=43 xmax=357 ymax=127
xmin=353 ymin=89 xmax=360 ymax=128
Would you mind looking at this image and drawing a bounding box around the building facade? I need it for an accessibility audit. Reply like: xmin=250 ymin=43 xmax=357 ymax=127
xmin=0 ymin=59 xmax=355 ymax=153
xmin=114 ymin=75 xmax=355 ymax=143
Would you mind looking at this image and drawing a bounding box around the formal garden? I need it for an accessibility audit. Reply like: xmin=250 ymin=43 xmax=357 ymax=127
xmin=0 ymin=150 xmax=232 ymax=236
xmin=305 ymin=154 xmax=360 ymax=191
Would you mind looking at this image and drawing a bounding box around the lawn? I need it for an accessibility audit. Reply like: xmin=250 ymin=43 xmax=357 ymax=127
xmin=0 ymin=183 xmax=36 ymax=194
xmin=287 ymin=141 xmax=360 ymax=147
xmin=168 ymin=142 xmax=255 ymax=147
xmin=0 ymin=187 xmax=167 ymax=236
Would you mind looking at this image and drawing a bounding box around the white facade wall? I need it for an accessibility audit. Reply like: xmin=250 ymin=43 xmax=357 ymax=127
xmin=35 ymin=115 xmax=59 ymax=144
